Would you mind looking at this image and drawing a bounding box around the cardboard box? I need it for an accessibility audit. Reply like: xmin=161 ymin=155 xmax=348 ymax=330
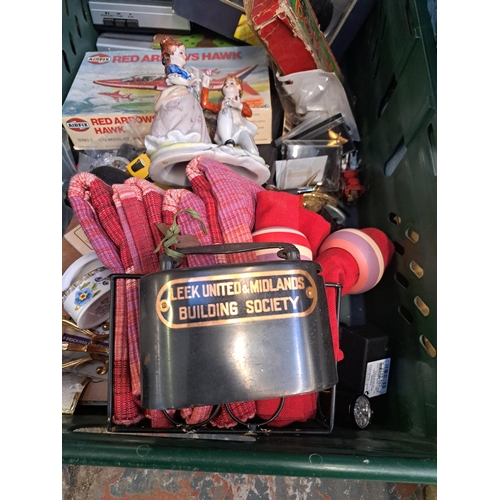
xmin=243 ymin=0 xmax=343 ymax=80
xmin=172 ymin=0 xmax=250 ymax=43
xmin=151 ymin=31 xmax=236 ymax=49
xmin=62 ymin=45 xmax=273 ymax=150
xmin=327 ymin=0 xmax=378 ymax=61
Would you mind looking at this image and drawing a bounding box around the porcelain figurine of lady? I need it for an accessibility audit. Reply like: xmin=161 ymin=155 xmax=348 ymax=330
xmin=145 ymin=37 xmax=211 ymax=151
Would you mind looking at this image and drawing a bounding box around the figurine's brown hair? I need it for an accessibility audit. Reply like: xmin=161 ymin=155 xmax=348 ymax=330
xmin=160 ymin=37 xmax=184 ymax=66
xmin=223 ymin=75 xmax=243 ymax=98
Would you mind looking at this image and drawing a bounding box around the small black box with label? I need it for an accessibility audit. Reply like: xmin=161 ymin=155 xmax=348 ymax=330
xmin=337 ymin=324 xmax=391 ymax=397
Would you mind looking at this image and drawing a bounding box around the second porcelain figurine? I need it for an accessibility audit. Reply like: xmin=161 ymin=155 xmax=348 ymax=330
xmin=201 ymin=75 xmax=259 ymax=156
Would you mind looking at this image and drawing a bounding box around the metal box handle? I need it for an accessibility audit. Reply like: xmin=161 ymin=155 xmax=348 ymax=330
xmin=161 ymin=242 xmax=301 ymax=270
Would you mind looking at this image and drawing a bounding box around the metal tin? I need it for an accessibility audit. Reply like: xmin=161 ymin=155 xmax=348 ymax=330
xmin=139 ymin=243 xmax=337 ymax=410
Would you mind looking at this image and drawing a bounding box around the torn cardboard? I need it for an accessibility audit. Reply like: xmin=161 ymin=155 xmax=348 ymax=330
xmin=243 ymin=0 xmax=343 ymax=80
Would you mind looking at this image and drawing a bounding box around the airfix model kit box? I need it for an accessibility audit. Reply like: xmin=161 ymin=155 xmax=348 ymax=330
xmin=62 ymin=45 xmax=272 ymax=150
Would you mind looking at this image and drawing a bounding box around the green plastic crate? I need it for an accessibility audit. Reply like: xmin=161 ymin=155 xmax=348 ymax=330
xmin=62 ymin=0 xmax=437 ymax=483
xmin=62 ymin=0 xmax=98 ymax=102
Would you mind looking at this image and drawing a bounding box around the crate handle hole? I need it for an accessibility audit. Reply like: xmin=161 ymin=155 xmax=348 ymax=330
xmin=405 ymin=0 xmax=413 ymax=35
xmin=75 ymin=14 xmax=82 ymax=39
xmin=395 ymin=272 xmax=409 ymax=288
xmin=388 ymin=212 xmax=401 ymax=225
xmin=368 ymin=27 xmax=378 ymax=60
xmin=380 ymin=14 xmax=388 ymax=41
xmin=384 ymin=140 xmax=407 ymax=176
xmin=398 ymin=305 xmax=414 ymax=324
xmin=414 ymin=296 xmax=430 ymax=317
xmin=410 ymin=260 xmax=424 ymax=278
xmin=369 ymin=3 xmax=383 ymax=62
xmin=427 ymin=122 xmax=437 ymax=176
xmin=393 ymin=241 xmax=405 ymax=256
xmin=69 ymin=31 xmax=77 ymax=56
xmin=378 ymin=74 xmax=397 ymax=118
xmin=80 ymin=0 xmax=88 ymax=22
xmin=376 ymin=0 xmax=385 ymax=22
xmin=63 ymin=50 xmax=70 ymax=74
xmin=419 ymin=335 xmax=436 ymax=358
xmin=405 ymin=228 xmax=419 ymax=243
xmin=373 ymin=56 xmax=381 ymax=80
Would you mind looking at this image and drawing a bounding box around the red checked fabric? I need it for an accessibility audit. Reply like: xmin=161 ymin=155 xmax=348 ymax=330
xmin=68 ymin=157 xmax=264 ymax=428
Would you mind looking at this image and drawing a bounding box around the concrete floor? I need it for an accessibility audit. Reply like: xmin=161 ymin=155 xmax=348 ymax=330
xmin=62 ymin=466 xmax=437 ymax=499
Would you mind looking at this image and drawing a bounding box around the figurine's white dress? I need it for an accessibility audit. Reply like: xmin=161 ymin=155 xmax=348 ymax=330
xmin=144 ymin=65 xmax=211 ymax=151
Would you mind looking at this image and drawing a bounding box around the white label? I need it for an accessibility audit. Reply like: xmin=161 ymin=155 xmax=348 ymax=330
xmin=364 ymin=358 xmax=391 ymax=398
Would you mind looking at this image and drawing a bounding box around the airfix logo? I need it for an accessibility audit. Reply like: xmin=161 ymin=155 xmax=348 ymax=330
xmin=67 ymin=118 xmax=90 ymax=131
xmin=87 ymin=53 xmax=111 ymax=64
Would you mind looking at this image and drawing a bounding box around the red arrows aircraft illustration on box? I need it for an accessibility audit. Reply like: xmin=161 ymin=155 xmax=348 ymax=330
xmin=94 ymin=65 xmax=260 ymax=96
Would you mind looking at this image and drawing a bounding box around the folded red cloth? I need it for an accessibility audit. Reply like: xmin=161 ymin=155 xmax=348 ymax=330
xmin=210 ymin=402 xmax=257 ymax=429
xmin=188 ymin=156 xmax=264 ymax=263
xmin=68 ymin=173 xmax=158 ymax=426
xmin=180 ymin=406 xmax=214 ymax=425
xmin=256 ymin=393 xmax=317 ymax=427
xmin=253 ymin=191 xmax=331 ymax=258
